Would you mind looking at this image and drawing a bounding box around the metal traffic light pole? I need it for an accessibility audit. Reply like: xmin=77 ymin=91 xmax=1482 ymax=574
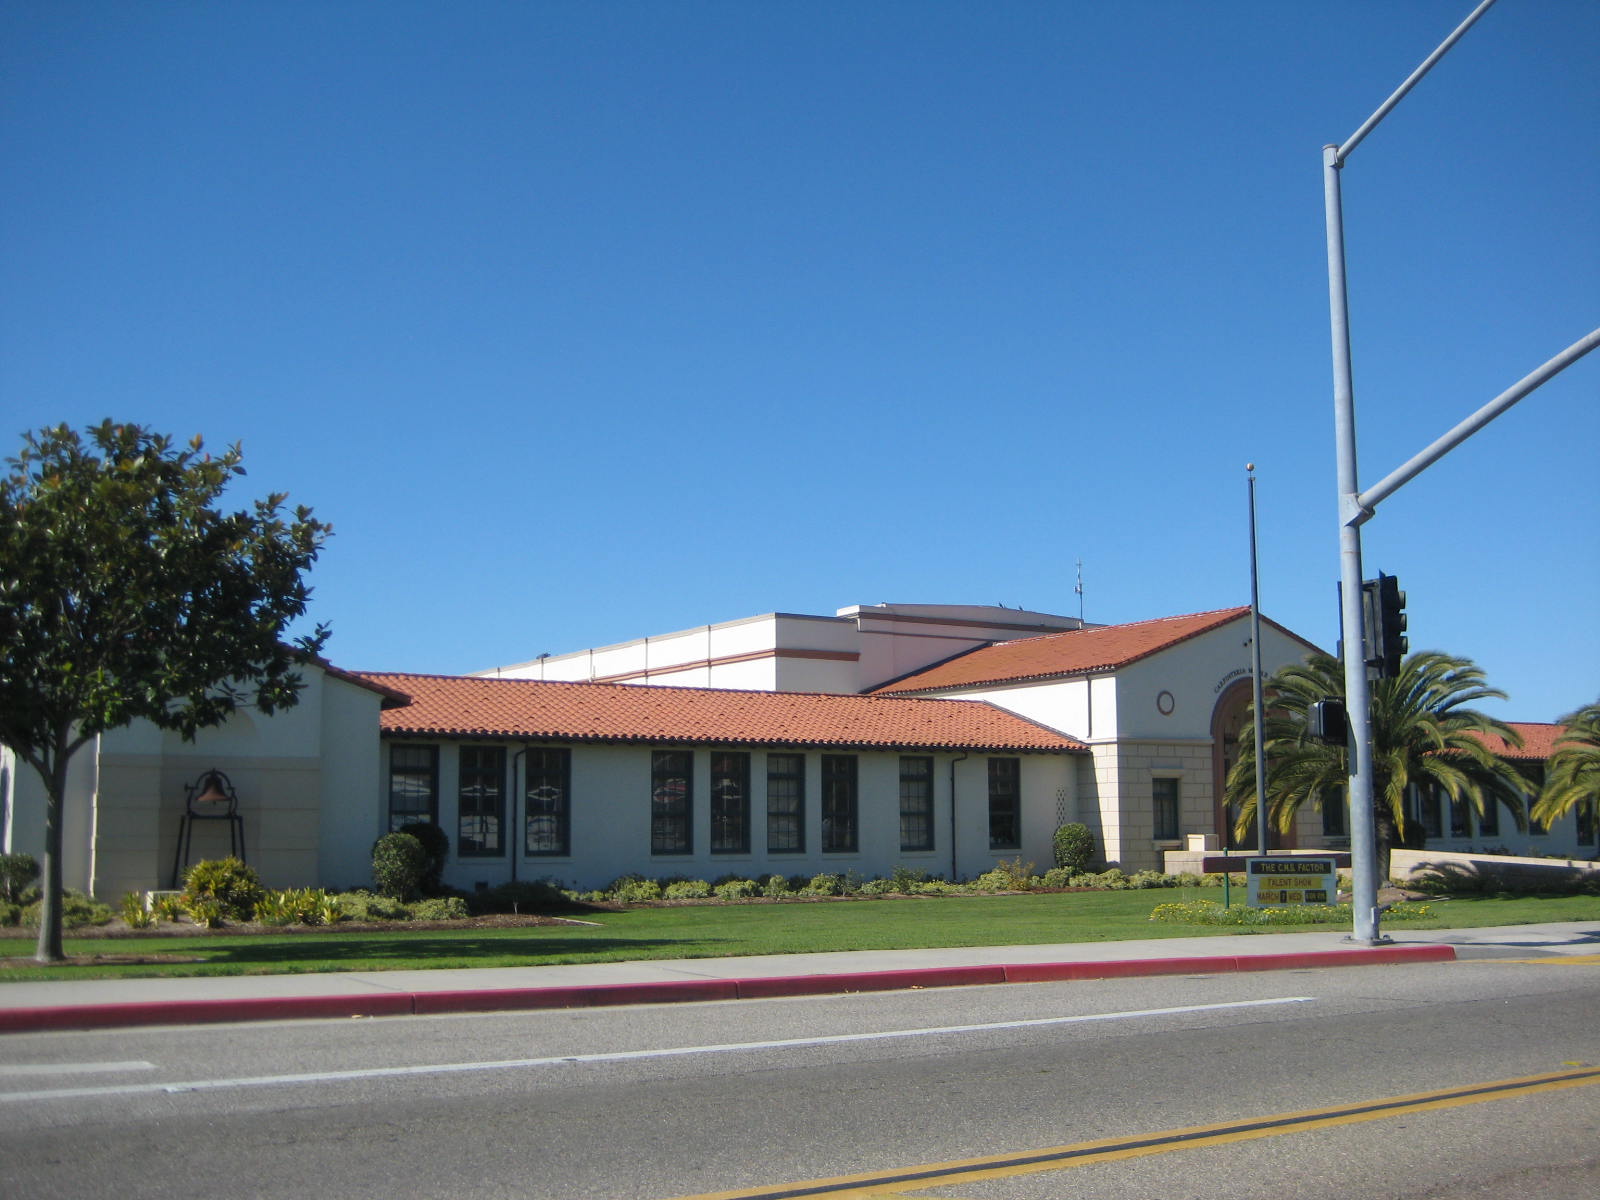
xmin=1324 ymin=0 xmax=1600 ymax=944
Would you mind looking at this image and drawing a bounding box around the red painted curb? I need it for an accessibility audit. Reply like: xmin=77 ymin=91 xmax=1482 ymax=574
xmin=1001 ymin=944 xmax=1456 ymax=984
xmin=735 ymin=965 xmax=1008 ymax=999
xmin=1235 ymin=944 xmax=1456 ymax=972
xmin=0 ymin=992 xmax=414 ymax=1034
xmin=0 ymin=945 xmax=1459 ymax=1034
xmin=412 ymin=978 xmax=740 ymax=1014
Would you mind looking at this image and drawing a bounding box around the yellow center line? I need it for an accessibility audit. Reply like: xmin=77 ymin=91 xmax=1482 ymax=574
xmin=660 ymin=1066 xmax=1600 ymax=1200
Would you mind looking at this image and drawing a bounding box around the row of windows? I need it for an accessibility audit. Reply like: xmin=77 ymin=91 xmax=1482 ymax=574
xmin=1151 ymin=776 xmax=1588 ymax=847
xmin=1415 ymin=785 xmax=1595 ymax=845
xmin=387 ymin=746 xmax=1023 ymax=859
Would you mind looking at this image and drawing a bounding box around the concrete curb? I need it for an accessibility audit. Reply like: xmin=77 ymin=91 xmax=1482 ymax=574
xmin=0 ymin=944 xmax=1456 ymax=1034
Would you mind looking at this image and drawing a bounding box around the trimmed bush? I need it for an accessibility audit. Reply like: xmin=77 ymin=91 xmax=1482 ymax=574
xmin=664 ymin=879 xmax=713 ymax=900
xmin=396 ymin=821 xmax=449 ymax=895
xmin=18 ymin=888 xmax=114 ymax=930
xmin=473 ymin=878 xmax=570 ymax=914
xmin=610 ymin=875 xmax=663 ymax=904
xmin=0 ymin=852 xmax=40 ymax=903
xmin=1151 ymin=899 xmax=1434 ymax=926
xmin=409 ymin=896 xmax=470 ymax=921
xmin=254 ymin=888 xmax=331 ymax=926
xmin=337 ymin=890 xmax=409 ymax=922
xmin=975 ymin=857 xmax=1037 ymax=891
xmin=182 ymin=857 xmax=264 ymax=921
xmin=372 ymin=832 xmax=429 ymax=900
xmin=1053 ymin=823 xmax=1096 ymax=873
xmin=713 ymin=878 xmax=758 ymax=901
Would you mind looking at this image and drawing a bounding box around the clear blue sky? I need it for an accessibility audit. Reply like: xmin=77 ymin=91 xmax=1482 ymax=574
xmin=3 ymin=1 xmax=1595 ymax=721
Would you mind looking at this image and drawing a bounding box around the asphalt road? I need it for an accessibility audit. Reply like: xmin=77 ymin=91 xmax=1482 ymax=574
xmin=3 ymin=957 xmax=1598 ymax=1199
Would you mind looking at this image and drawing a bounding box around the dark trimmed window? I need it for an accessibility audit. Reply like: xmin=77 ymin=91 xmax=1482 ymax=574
xmin=766 ymin=753 xmax=805 ymax=853
xmin=821 ymin=755 xmax=858 ymax=853
xmin=988 ymin=758 xmax=1021 ymax=850
xmin=458 ymin=746 xmax=505 ymax=857
xmin=651 ymin=750 xmax=693 ymax=855
xmin=1578 ymin=803 xmax=1596 ymax=847
xmin=1152 ymin=777 xmax=1180 ymax=840
xmin=388 ymin=744 xmax=438 ymax=830
xmin=525 ymin=748 xmax=571 ymax=856
xmin=899 ymin=756 xmax=934 ymax=852
xmin=711 ymin=751 xmax=751 ymax=854
xmin=1449 ymin=795 xmax=1470 ymax=838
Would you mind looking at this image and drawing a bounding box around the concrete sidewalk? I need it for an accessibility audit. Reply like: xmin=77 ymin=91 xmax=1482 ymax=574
xmin=2 ymin=921 xmax=1596 ymax=1035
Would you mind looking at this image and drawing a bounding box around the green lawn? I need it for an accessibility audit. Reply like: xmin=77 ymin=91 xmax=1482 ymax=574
xmin=4 ymin=890 xmax=1599 ymax=982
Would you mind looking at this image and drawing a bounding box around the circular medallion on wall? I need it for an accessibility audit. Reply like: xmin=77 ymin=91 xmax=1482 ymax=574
xmin=1156 ymin=690 xmax=1176 ymax=716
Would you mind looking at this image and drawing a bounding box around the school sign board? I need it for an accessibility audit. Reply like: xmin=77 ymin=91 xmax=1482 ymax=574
xmin=1247 ymin=857 xmax=1338 ymax=907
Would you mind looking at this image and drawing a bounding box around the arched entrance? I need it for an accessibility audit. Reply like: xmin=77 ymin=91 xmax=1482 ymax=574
xmin=1210 ymin=679 xmax=1285 ymax=852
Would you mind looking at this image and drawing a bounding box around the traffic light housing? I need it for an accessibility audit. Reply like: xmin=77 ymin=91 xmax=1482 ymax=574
xmin=1309 ymin=697 xmax=1348 ymax=745
xmin=1361 ymin=573 xmax=1408 ymax=679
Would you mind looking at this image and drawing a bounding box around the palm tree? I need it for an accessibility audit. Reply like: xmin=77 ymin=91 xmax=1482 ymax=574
xmin=1531 ymin=703 xmax=1600 ymax=853
xmin=1225 ymin=650 xmax=1531 ymax=880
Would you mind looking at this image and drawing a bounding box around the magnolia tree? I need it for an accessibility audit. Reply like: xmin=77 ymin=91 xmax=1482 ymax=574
xmin=0 ymin=421 xmax=331 ymax=962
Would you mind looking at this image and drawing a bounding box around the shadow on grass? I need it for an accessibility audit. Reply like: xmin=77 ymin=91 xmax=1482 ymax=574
xmin=170 ymin=935 xmax=715 ymax=967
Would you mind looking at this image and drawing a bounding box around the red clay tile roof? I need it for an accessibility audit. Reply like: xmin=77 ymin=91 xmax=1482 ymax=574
xmin=1471 ymin=722 xmax=1567 ymax=761
xmin=355 ymin=672 xmax=1087 ymax=753
xmin=873 ymin=607 xmax=1314 ymax=694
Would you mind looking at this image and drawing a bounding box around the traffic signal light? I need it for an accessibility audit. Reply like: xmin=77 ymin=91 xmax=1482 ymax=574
xmin=1309 ymin=697 xmax=1348 ymax=745
xmin=1361 ymin=573 xmax=1407 ymax=679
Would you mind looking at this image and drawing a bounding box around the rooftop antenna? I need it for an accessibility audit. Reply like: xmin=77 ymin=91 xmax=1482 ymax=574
xmin=1074 ymin=559 xmax=1085 ymax=624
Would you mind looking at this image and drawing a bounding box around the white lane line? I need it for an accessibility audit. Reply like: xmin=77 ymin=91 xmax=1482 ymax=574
xmin=0 ymin=1061 xmax=156 ymax=1077
xmin=0 ymin=996 xmax=1313 ymax=1104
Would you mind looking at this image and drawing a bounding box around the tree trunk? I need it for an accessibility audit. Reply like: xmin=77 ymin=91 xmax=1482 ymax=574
xmin=1373 ymin=805 xmax=1401 ymax=888
xmin=33 ymin=743 xmax=73 ymax=964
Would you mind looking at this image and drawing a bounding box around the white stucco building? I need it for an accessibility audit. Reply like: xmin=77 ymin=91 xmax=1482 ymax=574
xmin=3 ymin=601 xmax=1588 ymax=897
xmin=481 ymin=603 xmax=1093 ymax=694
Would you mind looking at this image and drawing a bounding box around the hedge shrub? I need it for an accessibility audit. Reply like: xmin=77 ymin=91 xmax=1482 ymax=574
xmin=372 ymin=832 xmax=429 ymax=900
xmin=396 ymin=821 xmax=449 ymax=895
xmin=0 ymin=852 xmax=40 ymax=903
xmin=1053 ymin=823 xmax=1096 ymax=873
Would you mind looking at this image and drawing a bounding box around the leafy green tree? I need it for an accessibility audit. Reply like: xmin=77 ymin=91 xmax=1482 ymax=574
xmin=1225 ymin=651 xmax=1530 ymax=880
xmin=0 ymin=421 xmax=330 ymax=962
xmin=1531 ymin=703 xmax=1600 ymax=850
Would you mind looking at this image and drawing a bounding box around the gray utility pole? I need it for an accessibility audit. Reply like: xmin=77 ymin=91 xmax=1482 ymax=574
xmin=1324 ymin=0 xmax=1600 ymax=944
xmin=1248 ymin=465 xmax=1268 ymax=858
